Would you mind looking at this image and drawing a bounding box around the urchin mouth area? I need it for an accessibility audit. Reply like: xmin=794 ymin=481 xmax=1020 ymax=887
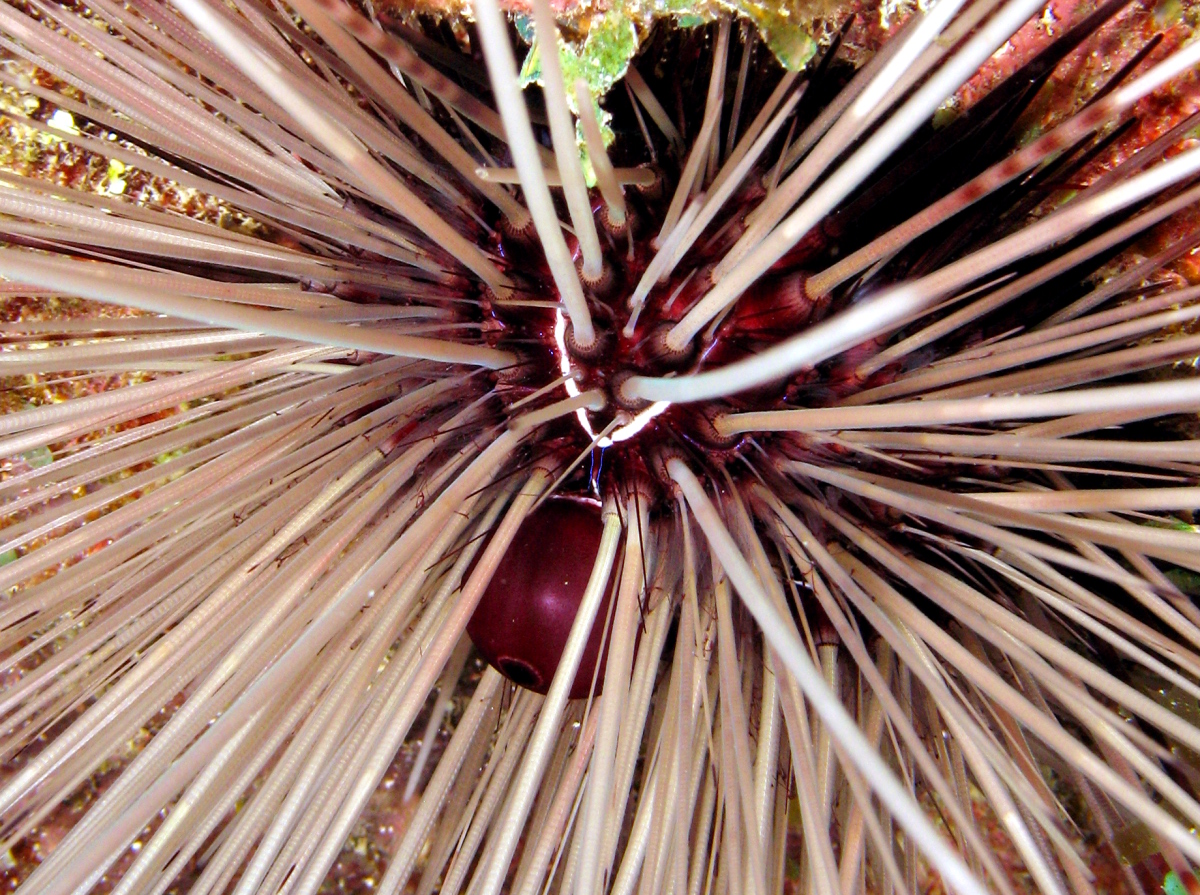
xmin=484 ymin=215 xmax=875 ymax=478
xmin=503 ymin=279 xmax=752 ymax=463
xmin=485 ymin=190 xmax=790 ymax=468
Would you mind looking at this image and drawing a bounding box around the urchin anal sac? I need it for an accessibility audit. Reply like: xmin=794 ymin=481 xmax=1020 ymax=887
xmin=468 ymin=498 xmax=610 ymax=699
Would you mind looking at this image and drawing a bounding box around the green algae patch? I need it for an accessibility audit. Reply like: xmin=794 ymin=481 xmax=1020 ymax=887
xmin=645 ymin=0 xmax=818 ymax=70
xmin=514 ymin=3 xmax=818 ymax=180
xmin=517 ymin=9 xmax=640 ymax=183
xmin=517 ymin=9 xmax=640 ymax=124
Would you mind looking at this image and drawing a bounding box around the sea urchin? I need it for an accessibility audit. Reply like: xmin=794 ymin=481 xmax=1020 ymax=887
xmin=4 ymin=1 xmax=1200 ymax=895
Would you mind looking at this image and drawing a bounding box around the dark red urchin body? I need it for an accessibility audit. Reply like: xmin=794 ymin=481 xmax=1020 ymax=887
xmin=469 ymin=497 xmax=610 ymax=698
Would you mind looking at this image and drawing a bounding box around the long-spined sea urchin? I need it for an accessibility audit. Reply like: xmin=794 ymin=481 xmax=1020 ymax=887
xmin=4 ymin=2 xmax=1200 ymax=895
